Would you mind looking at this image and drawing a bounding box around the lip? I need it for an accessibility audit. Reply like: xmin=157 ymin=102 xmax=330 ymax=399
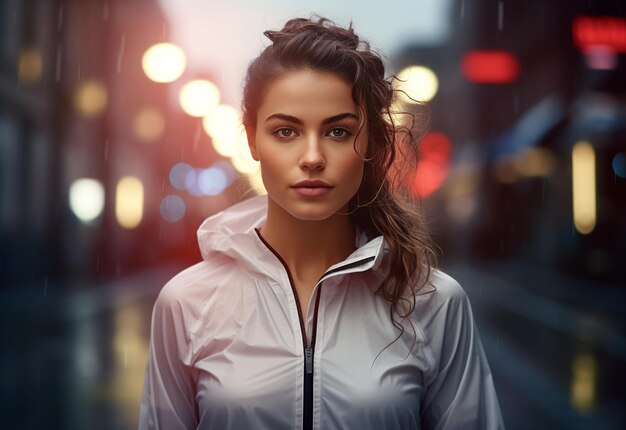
xmin=292 ymin=179 xmax=333 ymax=188
xmin=291 ymin=180 xmax=333 ymax=197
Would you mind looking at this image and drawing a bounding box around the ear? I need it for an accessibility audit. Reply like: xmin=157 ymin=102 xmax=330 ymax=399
xmin=245 ymin=126 xmax=259 ymax=161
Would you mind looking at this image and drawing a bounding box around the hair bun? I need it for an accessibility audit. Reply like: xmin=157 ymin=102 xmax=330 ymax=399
xmin=265 ymin=16 xmax=360 ymax=50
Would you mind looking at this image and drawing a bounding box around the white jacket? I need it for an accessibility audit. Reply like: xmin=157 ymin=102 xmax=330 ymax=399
xmin=139 ymin=195 xmax=504 ymax=429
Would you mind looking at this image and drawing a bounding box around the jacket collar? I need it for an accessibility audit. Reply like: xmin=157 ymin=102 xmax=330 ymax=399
xmin=197 ymin=196 xmax=387 ymax=281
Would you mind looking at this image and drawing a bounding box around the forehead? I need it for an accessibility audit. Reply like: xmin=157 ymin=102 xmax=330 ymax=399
xmin=258 ymin=69 xmax=357 ymax=120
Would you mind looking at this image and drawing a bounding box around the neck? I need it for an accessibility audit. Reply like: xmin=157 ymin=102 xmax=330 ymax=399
xmin=259 ymin=198 xmax=356 ymax=283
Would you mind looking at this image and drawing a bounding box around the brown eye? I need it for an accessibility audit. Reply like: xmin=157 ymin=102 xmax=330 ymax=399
xmin=328 ymin=128 xmax=350 ymax=138
xmin=275 ymin=128 xmax=296 ymax=138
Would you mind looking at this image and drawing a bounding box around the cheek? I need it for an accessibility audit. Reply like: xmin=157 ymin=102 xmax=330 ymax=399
xmin=258 ymin=149 xmax=289 ymax=183
xmin=343 ymin=155 xmax=366 ymax=187
xmin=351 ymin=140 xmax=369 ymax=187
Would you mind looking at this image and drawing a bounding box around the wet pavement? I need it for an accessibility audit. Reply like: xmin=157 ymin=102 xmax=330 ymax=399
xmin=448 ymin=262 xmax=625 ymax=430
xmin=1 ymin=260 xmax=624 ymax=429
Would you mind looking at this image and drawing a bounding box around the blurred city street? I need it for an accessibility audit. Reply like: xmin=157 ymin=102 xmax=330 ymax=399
xmin=1 ymin=259 xmax=624 ymax=429
xmin=2 ymin=0 xmax=625 ymax=428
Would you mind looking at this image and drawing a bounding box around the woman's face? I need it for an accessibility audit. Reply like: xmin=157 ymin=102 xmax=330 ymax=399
xmin=248 ymin=69 xmax=367 ymax=222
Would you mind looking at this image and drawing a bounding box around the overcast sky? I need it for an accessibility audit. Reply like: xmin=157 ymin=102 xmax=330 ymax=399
xmin=158 ymin=0 xmax=453 ymax=106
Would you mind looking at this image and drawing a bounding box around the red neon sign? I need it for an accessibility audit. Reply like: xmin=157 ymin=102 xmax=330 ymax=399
xmin=572 ymin=16 xmax=626 ymax=53
xmin=461 ymin=50 xmax=520 ymax=84
xmin=412 ymin=132 xmax=452 ymax=198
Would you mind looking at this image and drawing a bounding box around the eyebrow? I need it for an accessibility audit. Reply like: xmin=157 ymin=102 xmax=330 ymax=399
xmin=264 ymin=112 xmax=359 ymax=125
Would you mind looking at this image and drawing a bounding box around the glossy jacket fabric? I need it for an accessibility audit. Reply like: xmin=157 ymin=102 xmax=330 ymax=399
xmin=138 ymin=196 xmax=504 ymax=429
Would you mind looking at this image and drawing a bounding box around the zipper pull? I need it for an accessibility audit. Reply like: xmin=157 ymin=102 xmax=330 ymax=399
xmin=305 ymin=346 xmax=313 ymax=374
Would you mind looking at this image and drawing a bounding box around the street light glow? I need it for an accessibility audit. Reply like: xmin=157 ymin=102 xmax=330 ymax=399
xmin=18 ymin=48 xmax=43 ymax=84
xmin=160 ymin=195 xmax=186 ymax=222
xmin=74 ymin=79 xmax=108 ymax=118
xmin=69 ymin=178 xmax=105 ymax=223
xmin=570 ymin=353 xmax=597 ymax=412
xmin=133 ymin=107 xmax=165 ymax=142
xmin=572 ymin=141 xmax=596 ymax=235
xmin=395 ymin=65 xmax=439 ymax=103
xmin=230 ymin=132 xmax=259 ymax=174
xmin=202 ymin=104 xmax=242 ymax=157
xmin=179 ymin=79 xmax=220 ymax=117
xmin=115 ymin=176 xmax=144 ymax=229
xmin=142 ymin=43 xmax=186 ymax=83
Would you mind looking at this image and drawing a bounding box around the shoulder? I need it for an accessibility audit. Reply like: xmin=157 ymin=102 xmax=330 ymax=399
xmin=418 ymin=268 xmax=469 ymax=308
xmin=152 ymin=263 xmax=208 ymax=324
xmin=153 ymin=253 xmax=258 ymax=336
xmin=154 ymin=255 xmax=235 ymax=317
xmin=411 ymin=269 xmax=481 ymax=371
xmin=410 ymin=268 xmax=475 ymax=336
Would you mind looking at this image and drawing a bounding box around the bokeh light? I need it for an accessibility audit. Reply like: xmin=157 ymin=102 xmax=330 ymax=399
xmin=115 ymin=176 xmax=144 ymax=229
xmin=184 ymin=168 xmax=203 ymax=196
xmin=18 ymin=48 xmax=42 ymax=84
xmin=395 ymin=65 xmax=439 ymax=103
xmin=612 ymin=153 xmax=626 ymax=178
xmin=412 ymin=132 xmax=452 ymax=198
xmin=572 ymin=141 xmax=596 ymax=235
xmin=230 ymin=131 xmax=259 ymax=174
xmin=202 ymin=104 xmax=242 ymax=157
xmin=213 ymin=160 xmax=237 ymax=183
xmin=570 ymin=353 xmax=597 ymax=412
xmin=169 ymin=163 xmax=193 ymax=190
xmin=74 ymin=79 xmax=108 ymax=118
xmin=201 ymin=105 xmax=261 ymax=194
xmin=461 ymin=50 xmax=520 ymax=84
xmin=572 ymin=16 xmax=626 ymax=54
xmin=179 ymin=79 xmax=220 ymax=117
xmin=198 ymin=167 xmax=228 ymax=196
xmin=141 ymin=43 xmax=186 ymax=83
xmin=160 ymin=195 xmax=186 ymax=222
xmin=68 ymin=178 xmax=105 ymax=223
xmin=169 ymin=162 xmax=235 ymax=197
xmin=132 ymin=107 xmax=165 ymax=143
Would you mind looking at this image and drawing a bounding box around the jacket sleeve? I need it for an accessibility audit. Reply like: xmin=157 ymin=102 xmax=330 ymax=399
xmin=420 ymin=279 xmax=504 ymax=430
xmin=139 ymin=284 xmax=199 ymax=430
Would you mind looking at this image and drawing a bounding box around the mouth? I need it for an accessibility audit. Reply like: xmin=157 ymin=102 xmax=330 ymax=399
xmin=292 ymin=180 xmax=333 ymax=189
xmin=291 ymin=180 xmax=333 ymax=197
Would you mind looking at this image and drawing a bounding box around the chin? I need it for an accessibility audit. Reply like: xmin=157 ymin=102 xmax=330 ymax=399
xmin=280 ymin=199 xmax=348 ymax=222
xmin=289 ymin=206 xmax=341 ymax=222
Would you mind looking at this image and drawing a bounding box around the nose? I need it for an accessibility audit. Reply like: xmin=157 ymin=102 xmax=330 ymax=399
xmin=299 ymin=135 xmax=326 ymax=170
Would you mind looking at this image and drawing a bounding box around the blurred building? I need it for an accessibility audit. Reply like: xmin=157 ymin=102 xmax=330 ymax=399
xmin=0 ymin=0 xmax=251 ymax=291
xmin=1 ymin=0 xmax=62 ymax=286
xmin=395 ymin=0 xmax=626 ymax=283
xmin=0 ymin=1 xmax=190 ymax=428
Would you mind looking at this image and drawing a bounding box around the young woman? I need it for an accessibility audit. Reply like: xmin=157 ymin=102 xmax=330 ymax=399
xmin=139 ymin=16 xmax=504 ymax=430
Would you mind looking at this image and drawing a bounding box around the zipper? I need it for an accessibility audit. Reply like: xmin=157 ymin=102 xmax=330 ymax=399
xmin=318 ymin=256 xmax=375 ymax=282
xmin=303 ymin=288 xmax=322 ymax=430
xmin=255 ymin=229 xmax=374 ymax=429
xmin=305 ymin=346 xmax=313 ymax=373
xmin=255 ymin=230 xmax=317 ymax=429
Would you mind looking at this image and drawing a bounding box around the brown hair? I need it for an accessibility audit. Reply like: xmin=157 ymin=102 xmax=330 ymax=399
xmin=242 ymin=16 xmax=438 ymax=340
